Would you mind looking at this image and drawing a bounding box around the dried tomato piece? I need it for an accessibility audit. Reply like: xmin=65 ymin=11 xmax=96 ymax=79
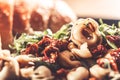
xmin=110 ymin=48 xmax=120 ymax=71
xmin=106 ymin=35 xmax=120 ymax=48
xmin=43 ymin=46 xmax=59 ymax=58
xmin=21 ymin=43 xmax=38 ymax=56
xmin=97 ymin=58 xmax=118 ymax=71
xmin=90 ymin=44 xmax=107 ymax=58
xmin=55 ymin=39 xmax=69 ymax=51
xmin=37 ymin=36 xmax=52 ymax=48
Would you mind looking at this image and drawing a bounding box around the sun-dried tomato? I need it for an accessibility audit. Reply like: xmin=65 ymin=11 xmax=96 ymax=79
xmin=21 ymin=43 xmax=38 ymax=56
xmin=110 ymin=48 xmax=120 ymax=71
xmin=106 ymin=35 xmax=120 ymax=48
xmin=37 ymin=36 xmax=52 ymax=48
xmin=90 ymin=44 xmax=107 ymax=58
xmin=97 ymin=58 xmax=118 ymax=71
xmin=55 ymin=39 xmax=69 ymax=51
xmin=43 ymin=46 xmax=59 ymax=58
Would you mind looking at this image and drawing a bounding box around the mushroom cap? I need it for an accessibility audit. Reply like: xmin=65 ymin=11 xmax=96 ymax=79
xmin=32 ymin=66 xmax=54 ymax=80
xmin=67 ymin=67 xmax=89 ymax=80
xmin=70 ymin=18 xmax=102 ymax=48
xmin=90 ymin=64 xmax=110 ymax=79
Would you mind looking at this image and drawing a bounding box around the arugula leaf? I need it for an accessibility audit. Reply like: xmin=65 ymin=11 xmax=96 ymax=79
xmin=10 ymin=23 xmax=72 ymax=54
xmin=10 ymin=29 xmax=52 ymax=54
xmin=53 ymin=23 xmax=73 ymax=40
xmin=99 ymin=19 xmax=119 ymax=49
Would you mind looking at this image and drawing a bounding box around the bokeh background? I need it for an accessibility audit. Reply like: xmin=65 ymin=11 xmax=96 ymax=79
xmin=64 ymin=0 xmax=120 ymax=25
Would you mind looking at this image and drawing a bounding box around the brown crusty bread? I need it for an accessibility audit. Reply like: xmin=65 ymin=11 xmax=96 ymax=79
xmin=0 ymin=0 xmax=14 ymax=49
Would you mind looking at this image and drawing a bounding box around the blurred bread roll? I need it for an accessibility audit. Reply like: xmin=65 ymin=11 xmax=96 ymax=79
xmin=30 ymin=0 xmax=53 ymax=31
xmin=0 ymin=0 xmax=14 ymax=49
xmin=0 ymin=0 xmax=76 ymax=49
xmin=13 ymin=0 xmax=34 ymax=34
xmin=13 ymin=0 xmax=77 ymax=33
xmin=48 ymin=0 xmax=77 ymax=32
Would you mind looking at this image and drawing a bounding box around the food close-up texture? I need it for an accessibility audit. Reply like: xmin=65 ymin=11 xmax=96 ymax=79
xmin=0 ymin=0 xmax=120 ymax=80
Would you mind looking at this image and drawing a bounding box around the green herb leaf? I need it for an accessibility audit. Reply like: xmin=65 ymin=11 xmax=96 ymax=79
xmin=99 ymin=19 xmax=120 ymax=49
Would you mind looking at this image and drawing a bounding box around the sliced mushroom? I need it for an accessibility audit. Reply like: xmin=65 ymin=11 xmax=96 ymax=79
xmin=15 ymin=55 xmax=43 ymax=68
xmin=0 ymin=53 xmax=20 ymax=80
xmin=67 ymin=66 xmax=89 ymax=80
xmin=57 ymin=50 xmax=81 ymax=68
xmin=90 ymin=64 xmax=110 ymax=79
xmin=71 ymin=42 xmax=92 ymax=58
xmin=70 ymin=18 xmax=102 ymax=48
xmin=20 ymin=66 xmax=34 ymax=79
xmin=31 ymin=66 xmax=54 ymax=80
xmin=0 ymin=49 xmax=11 ymax=57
